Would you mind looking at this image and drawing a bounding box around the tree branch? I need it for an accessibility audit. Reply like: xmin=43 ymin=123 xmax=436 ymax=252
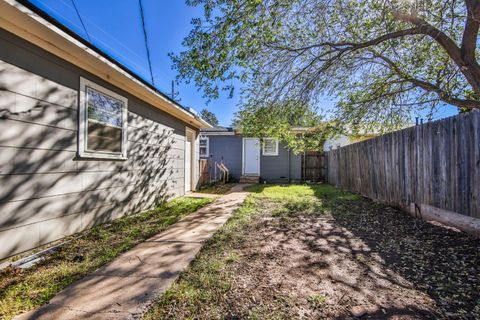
xmin=462 ymin=0 xmax=480 ymax=64
xmin=266 ymin=28 xmax=424 ymax=53
xmin=374 ymin=51 xmax=480 ymax=109
xmin=394 ymin=9 xmax=480 ymax=94
xmin=393 ymin=11 xmax=463 ymax=64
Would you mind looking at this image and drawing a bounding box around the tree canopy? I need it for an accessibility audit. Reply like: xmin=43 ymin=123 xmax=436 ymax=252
xmin=173 ymin=0 xmax=480 ymax=146
xmin=233 ymin=99 xmax=337 ymax=153
xmin=200 ymin=108 xmax=220 ymax=127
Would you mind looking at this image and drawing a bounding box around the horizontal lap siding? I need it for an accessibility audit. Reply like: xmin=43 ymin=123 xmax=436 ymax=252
xmin=326 ymin=111 xmax=480 ymax=219
xmin=206 ymin=137 xmax=302 ymax=182
xmin=207 ymin=136 xmax=243 ymax=179
xmin=0 ymin=29 xmax=191 ymax=259
xmin=289 ymin=152 xmax=302 ymax=181
xmin=261 ymin=142 xmax=296 ymax=183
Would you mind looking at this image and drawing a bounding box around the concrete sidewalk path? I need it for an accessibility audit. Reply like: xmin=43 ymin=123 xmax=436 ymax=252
xmin=17 ymin=185 xmax=250 ymax=320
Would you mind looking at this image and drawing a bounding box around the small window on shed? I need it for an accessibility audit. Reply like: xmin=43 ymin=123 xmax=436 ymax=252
xmin=199 ymin=136 xmax=209 ymax=157
xmin=263 ymin=138 xmax=278 ymax=156
xmin=78 ymin=77 xmax=128 ymax=159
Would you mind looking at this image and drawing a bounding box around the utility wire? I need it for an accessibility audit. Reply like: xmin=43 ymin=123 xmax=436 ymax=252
xmin=138 ymin=0 xmax=155 ymax=87
xmin=70 ymin=0 xmax=91 ymax=42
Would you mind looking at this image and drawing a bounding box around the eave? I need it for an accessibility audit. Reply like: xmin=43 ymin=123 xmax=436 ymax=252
xmin=0 ymin=0 xmax=212 ymax=129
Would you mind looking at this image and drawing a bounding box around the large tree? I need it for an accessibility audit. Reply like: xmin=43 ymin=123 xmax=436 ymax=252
xmin=173 ymin=0 xmax=480 ymax=132
xmin=233 ymin=99 xmax=337 ymax=152
xmin=200 ymin=108 xmax=220 ymax=127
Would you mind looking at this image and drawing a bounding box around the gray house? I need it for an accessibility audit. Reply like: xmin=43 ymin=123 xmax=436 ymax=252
xmin=200 ymin=128 xmax=302 ymax=183
xmin=0 ymin=0 xmax=211 ymax=260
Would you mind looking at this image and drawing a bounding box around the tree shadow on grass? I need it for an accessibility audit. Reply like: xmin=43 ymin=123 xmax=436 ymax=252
xmin=244 ymin=184 xmax=480 ymax=318
xmin=309 ymin=185 xmax=480 ymax=318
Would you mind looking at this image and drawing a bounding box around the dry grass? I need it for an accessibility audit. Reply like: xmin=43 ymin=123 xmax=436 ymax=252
xmin=199 ymin=183 xmax=235 ymax=195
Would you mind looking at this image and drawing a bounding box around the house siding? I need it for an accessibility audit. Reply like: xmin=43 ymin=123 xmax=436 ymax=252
xmin=206 ymin=135 xmax=243 ymax=180
xmin=260 ymin=142 xmax=302 ymax=183
xmin=204 ymin=135 xmax=302 ymax=183
xmin=289 ymin=151 xmax=302 ymax=182
xmin=0 ymin=28 xmax=197 ymax=259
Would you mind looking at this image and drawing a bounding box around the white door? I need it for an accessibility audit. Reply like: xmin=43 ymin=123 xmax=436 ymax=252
xmin=243 ymin=138 xmax=260 ymax=175
xmin=185 ymin=130 xmax=194 ymax=192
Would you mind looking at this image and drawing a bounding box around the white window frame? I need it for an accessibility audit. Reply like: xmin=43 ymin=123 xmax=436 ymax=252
xmin=199 ymin=135 xmax=209 ymax=157
xmin=78 ymin=77 xmax=128 ymax=160
xmin=262 ymin=138 xmax=279 ymax=156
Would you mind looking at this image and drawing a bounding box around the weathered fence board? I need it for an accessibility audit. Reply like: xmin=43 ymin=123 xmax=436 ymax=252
xmin=302 ymin=151 xmax=327 ymax=182
xmin=326 ymin=110 xmax=480 ymax=218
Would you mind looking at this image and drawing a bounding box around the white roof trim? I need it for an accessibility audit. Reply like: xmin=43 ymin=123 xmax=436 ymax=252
xmin=0 ymin=0 xmax=212 ymax=129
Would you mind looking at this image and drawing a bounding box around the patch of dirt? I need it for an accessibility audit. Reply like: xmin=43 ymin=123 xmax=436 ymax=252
xmin=225 ymin=200 xmax=480 ymax=319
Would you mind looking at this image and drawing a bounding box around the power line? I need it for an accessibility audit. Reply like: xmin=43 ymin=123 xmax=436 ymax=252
xmin=41 ymin=0 xmax=160 ymax=81
xmin=70 ymin=0 xmax=91 ymax=42
xmin=39 ymin=0 xmax=172 ymax=89
xmin=138 ymin=0 xmax=155 ymax=87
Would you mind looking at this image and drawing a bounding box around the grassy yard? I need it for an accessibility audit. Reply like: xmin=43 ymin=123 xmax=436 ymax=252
xmin=146 ymin=184 xmax=480 ymax=319
xmin=0 ymin=196 xmax=213 ymax=319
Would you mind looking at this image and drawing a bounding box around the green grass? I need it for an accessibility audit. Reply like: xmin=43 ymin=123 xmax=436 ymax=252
xmin=145 ymin=184 xmax=357 ymax=319
xmin=247 ymin=184 xmax=361 ymax=217
xmin=0 ymin=196 xmax=213 ymax=320
xmin=247 ymin=183 xmax=360 ymax=201
xmin=308 ymin=294 xmax=328 ymax=309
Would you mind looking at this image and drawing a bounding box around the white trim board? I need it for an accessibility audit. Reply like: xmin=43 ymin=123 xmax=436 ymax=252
xmin=78 ymin=77 xmax=128 ymax=160
xmin=0 ymin=0 xmax=211 ymax=129
xmin=184 ymin=127 xmax=196 ymax=192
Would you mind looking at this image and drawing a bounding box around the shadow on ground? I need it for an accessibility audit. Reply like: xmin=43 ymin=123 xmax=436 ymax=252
xmin=150 ymin=184 xmax=480 ymax=319
xmin=259 ymin=184 xmax=480 ymax=318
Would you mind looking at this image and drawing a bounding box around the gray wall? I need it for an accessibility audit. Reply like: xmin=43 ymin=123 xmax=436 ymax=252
xmin=206 ymin=135 xmax=243 ymax=180
xmin=0 ymin=28 xmax=195 ymax=259
xmin=205 ymin=135 xmax=301 ymax=183
xmin=261 ymin=142 xmax=302 ymax=184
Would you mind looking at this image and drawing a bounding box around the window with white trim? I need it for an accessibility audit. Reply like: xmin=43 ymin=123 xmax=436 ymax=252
xmin=262 ymin=138 xmax=278 ymax=156
xmin=199 ymin=135 xmax=209 ymax=157
xmin=78 ymin=77 xmax=128 ymax=159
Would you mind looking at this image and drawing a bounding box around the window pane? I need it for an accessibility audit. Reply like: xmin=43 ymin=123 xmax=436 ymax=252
xmin=87 ymin=121 xmax=122 ymax=153
xmin=199 ymin=137 xmax=208 ymax=156
xmin=86 ymin=87 xmax=123 ymax=128
xmin=264 ymin=139 xmax=277 ymax=154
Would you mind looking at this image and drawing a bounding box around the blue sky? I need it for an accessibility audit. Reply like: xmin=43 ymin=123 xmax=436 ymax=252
xmin=28 ymin=0 xmax=458 ymax=126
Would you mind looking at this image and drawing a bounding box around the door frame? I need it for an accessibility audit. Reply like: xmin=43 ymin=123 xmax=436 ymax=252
xmin=242 ymin=138 xmax=260 ymax=175
xmin=184 ymin=127 xmax=196 ymax=192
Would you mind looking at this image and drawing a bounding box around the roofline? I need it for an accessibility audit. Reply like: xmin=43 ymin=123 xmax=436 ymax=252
xmin=200 ymin=127 xmax=315 ymax=136
xmin=200 ymin=131 xmax=237 ymax=136
xmin=1 ymin=0 xmax=212 ymax=129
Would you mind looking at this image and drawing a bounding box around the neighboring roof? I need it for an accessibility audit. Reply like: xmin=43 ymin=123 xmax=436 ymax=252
xmin=200 ymin=127 xmax=316 ymax=136
xmin=0 ymin=0 xmax=212 ymax=129
xmin=200 ymin=127 xmax=238 ymax=136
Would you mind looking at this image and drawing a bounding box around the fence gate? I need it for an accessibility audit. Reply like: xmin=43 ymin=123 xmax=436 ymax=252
xmin=302 ymin=151 xmax=327 ymax=182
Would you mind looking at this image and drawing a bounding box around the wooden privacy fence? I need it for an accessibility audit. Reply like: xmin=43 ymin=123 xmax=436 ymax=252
xmin=326 ymin=110 xmax=480 ymax=219
xmin=302 ymin=151 xmax=327 ymax=182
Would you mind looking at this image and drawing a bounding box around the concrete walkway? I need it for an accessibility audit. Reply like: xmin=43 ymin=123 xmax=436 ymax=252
xmin=17 ymin=185 xmax=250 ymax=320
